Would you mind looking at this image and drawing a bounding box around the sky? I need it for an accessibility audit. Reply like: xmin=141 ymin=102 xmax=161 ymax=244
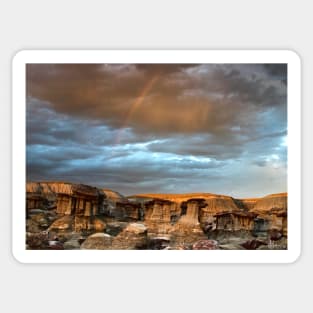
xmin=26 ymin=63 xmax=287 ymax=198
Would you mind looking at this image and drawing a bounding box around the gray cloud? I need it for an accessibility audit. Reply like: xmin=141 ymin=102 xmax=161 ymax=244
xmin=26 ymin=64 xmax=287 ymax=197
xmin=26 ymin=64 xmax=287 ymax=137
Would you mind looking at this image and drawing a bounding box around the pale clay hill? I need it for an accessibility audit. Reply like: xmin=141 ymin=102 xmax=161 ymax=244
xmin=26 ymin=181 xmax=125 ymax=203
xmin=130 ymin=192 xmax=287 ymax=213
xmin=25 ymin=181 xmax=288 ymax=250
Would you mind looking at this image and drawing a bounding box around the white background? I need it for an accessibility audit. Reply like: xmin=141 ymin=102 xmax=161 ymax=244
xmin=1 ymin=1 xmax=311 ymax=312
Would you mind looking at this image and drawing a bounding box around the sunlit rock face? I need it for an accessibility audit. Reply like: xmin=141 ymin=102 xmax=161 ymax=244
xmin=214 ymin=211 xmax=256 ymax=231
xmin=235 ymin=198 xmax=258 ymax=211
xmin=143 ymin=199 xmax=177 ymax=235
xmin=198 ymin=195 xmax=239 ymax=232
xmin=169 ymin=199 xmax=208 ymax=246
xmin=26 ymin=182 xmax=108 ymax=233
xmin=26 ymin=182 xmax=48 ymax=212
xmin=25 ymin=181 xmax=288 ymax=250
xmin=251 ymin=193 xmax=287 ymax=237
xmin=252 ymin=193 xmax=287 ymax=213
xmin=142 ymin=198 xmax=208 ymax=246
xmin=179 ymin=199 xmax=204 ymax=226
xmin=55 ymin=183 xmax=105 ymax=216
xmin=26 ymin=182 xmax=107 ymax=216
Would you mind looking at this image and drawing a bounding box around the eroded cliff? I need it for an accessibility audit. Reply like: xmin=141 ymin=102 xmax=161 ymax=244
xmin=25 ymin=181 xmax=288 ymax=250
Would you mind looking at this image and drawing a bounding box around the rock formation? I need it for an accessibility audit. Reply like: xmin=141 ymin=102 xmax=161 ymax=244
xmin=144 ymin=199 xmax=178 ymax=235
xmin=251 ymin=193 xmax=287 ymax=237
xmin=252 ymin=193 xmax=287 ymax=212
xmin=214 ymin=211 xmax=256 ymax=231
xmin=55 ymin=183 xmax=105 ymax=216
xmin=25 ymin=181 xmax=288 ymax=250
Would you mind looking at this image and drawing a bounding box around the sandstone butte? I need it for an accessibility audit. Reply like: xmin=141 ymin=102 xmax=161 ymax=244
xmin=25 ymin=181 xmax=288 ymax=250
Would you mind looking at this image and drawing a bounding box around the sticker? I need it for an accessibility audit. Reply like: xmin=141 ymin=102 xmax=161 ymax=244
xmin=12 ymin=50 xmax=301 ymax=263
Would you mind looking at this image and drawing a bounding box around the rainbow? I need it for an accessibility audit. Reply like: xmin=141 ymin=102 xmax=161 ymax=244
xmin=113 ymin=73 xmax=160 ymax=146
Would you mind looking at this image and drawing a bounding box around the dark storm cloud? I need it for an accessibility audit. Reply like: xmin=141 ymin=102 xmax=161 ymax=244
xmin=26 ymin=63 xmax=287 ymax=137
xmin=26 ymin=97 xmax=156 ymax=147
xmin=263 ymin=64 xmax=287 ymax=85
xmin=26 ymin=63 xmax=287 ymax=197
xmin=27 ymin=144 xmax=225 ymax=195
xmin=146 ymin=129 xmax=287 ymax=160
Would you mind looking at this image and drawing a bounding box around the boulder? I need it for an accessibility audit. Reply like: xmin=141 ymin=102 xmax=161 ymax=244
xmin=26 ymin=219 xmax=41 ymax=233
xmin=192 ymin=239 xmax=219 ymax=250
xmin=47 ymin=240 xmax=64 ymax=250
xmin=112 ymin=223 xmax=148 ymax=249
xmin=49 ymin=216 xmax=73 ymax=231
xmin=26 ymin=232 xmax=49 ymax=249
xmin=30 ymin=213 xmax=49 ymax=228
xmin=80 ymin=233 xmax=112 ymax=250
xmin=64 ymin=239 xmax=81 ymax=250
xmin=106 ymin=222 xmax=128 ymax=236
xmin=148 ymin=236 xmax=171 ymax=250
xmin=124 ymin=223 xmax=147 ymax=234
xmin=241 ymin=239 xmax=267 ymax=250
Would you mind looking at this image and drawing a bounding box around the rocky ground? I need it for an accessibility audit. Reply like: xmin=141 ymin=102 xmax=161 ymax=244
xmin=25 ymin=182 xmax=288 ymax=250
xmin=26 ymin=209 xmax=287 ymax=250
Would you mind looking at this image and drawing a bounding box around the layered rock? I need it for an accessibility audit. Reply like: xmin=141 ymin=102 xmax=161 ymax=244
xmin=26 ymin=182 xmax=107 ymax=216
xmin=169 ymin=199 xmax=208 ymax=245
xmin=26 ymin=192 xmax=46 ymax=212
xmin=112 ymin=202 xmax=142 ymax=221
xmin=55 ymin=183 xmax=106 ymax=216
xmin=25 ymin=181 xmax=288 ymax=250
xmin=144 ymin=199 xmax=178 ymax=235
xmin=234 ymin=198 xmax=258 ymax=211
xmin=252 ymin=193 xmax=287 ymax=213
xmin=136 ymin=191 xmax=288 ymax=248
xmin=136 ymin=193 xmax=242 ymax=229
xmin=214 ymin=211 xmax=256 ymax=231
xmin=26 ymin=182 xmax=108 ymax=233
xmin=251 ymin=193 xmax=287 ymax=237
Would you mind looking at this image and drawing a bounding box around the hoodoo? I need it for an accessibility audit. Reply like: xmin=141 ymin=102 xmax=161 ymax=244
xmin=25 ymin=181 xmax=288 ymax=250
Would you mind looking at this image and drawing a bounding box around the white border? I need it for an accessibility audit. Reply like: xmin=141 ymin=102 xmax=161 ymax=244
xmin=12 ymin=50 xmax=301 ymax=263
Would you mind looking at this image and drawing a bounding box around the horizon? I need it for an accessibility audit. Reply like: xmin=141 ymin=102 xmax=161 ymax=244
xmin=26 ymin=63 xmax=287 ymax=198
xmin=26 ymin=180 xmax=287 ymax=200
